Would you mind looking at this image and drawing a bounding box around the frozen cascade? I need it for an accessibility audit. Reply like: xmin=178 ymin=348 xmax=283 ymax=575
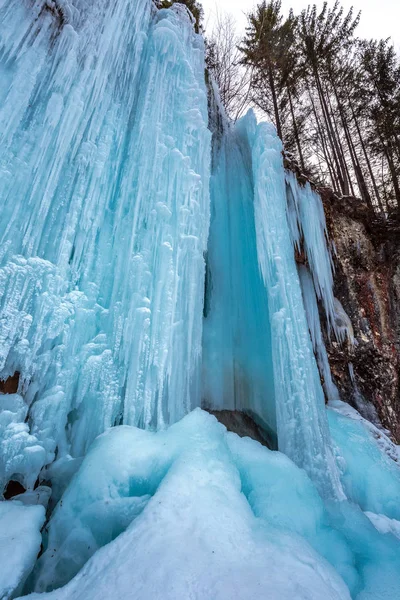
xmin=203 ymin=86 xmax=276 ymax=443
xmin=245 ymin=114 xmax=344 ymax=499
xmin=0 ymin=0 xmax=211 ymax=489
xmin=204 ymin=91 xmax=344 ymax=493
xmin=299 ymin=265 xmax=341 ymax=404
xmin=0 ymin=1 xmax=400 ymax=599
xmin=286 ymin=171 xmax=354 ymax=345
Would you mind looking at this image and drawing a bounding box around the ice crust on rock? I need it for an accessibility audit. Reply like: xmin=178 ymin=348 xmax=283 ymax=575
xmin=328 ymin=400 xmax=400 ymax=518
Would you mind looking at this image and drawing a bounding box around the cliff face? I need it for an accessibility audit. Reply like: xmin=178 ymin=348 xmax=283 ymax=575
xmin=322 ymin=191 xmax=400 ymax=441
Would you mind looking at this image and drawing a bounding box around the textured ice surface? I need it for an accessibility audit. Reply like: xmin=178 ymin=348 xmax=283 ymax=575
xmin=0 ymin=0 xmax=345 ymax=502
xmin=0 ymin=0 xmax=210 ymax=486
xmin=299 ymin=265 xmax=341 ymax=403
xmin=243 ymin=114 xmax=343 ymax=499
xmin=286 ymin=172 xmax=335 ymax=321
xmin=20 ymin=410 xmax=400 ymax=600
xmin=25 ymin=411 xmax=352 ymax=600
xmin=365 ymin=512 xmax=400 ymax=540
xmin=285 ymin=172 xmax=353 ymax=345
xmin=0 ymin=393 xmax=47 ymax=491
xmin=0 ymin=501 xmax=45 ymax=599
xmin=204 ymin=95 xmax=345 ymax=493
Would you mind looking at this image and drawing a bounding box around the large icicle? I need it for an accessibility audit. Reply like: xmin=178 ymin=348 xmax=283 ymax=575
xmin=298 ymin=265 xmax=341 ymax=404
xmin=246 ymin=115 xmax=344 ymax=499
xmin=286 ymin=171 xmax=354 ymax=346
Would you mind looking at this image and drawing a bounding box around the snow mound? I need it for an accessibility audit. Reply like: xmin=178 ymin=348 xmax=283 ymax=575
xmin=26 ymin=410 xmax=352 ymax=600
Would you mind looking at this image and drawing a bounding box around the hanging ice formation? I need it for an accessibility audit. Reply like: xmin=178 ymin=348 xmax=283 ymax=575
xmin=0 ymin=1 xmax=400 ymax=600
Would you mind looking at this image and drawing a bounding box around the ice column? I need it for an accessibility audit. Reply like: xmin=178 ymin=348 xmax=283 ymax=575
xmin=203 ymin=88 xmax=275 ymax=440
xmin=246 ymin=114 xmax=344 ymax=499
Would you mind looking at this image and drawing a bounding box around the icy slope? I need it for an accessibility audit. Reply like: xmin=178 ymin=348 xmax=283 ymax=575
xmin=17 ymin=409 xmax=400 ymax=600
xmin=24 ymin=411 xmax=352 ymax=600
xmin=0 ymin=501 xmax=45 ymax=599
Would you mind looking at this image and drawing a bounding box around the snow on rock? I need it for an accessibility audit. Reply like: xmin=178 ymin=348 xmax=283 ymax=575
xmin=0 ymin=501 xmax=45 ymax=599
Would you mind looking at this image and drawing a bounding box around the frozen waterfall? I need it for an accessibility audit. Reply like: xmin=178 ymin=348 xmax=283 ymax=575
xmin=0 ymin=1 xmax=400 ymax=599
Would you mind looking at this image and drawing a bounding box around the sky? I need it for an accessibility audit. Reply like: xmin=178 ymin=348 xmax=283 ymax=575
xmin=202 ymin=0 xmax=400 ymax=48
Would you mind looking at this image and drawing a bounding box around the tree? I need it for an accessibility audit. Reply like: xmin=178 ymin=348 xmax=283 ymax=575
xmin=240 ymin=1 xmax=291 ymax=140
xmin=297 ymin=2 xmax=360 ymax=195
xmin=358 ymin=39 xmax=400 ymax=211
xmin=206 ymin=12 xmax=252 ymax=120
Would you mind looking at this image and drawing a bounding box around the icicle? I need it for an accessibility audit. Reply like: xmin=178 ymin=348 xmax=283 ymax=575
xmin=298 ymin=265 xmax=341 ymax=404
xmin=285 ymin=172 xmax=337 ymax=331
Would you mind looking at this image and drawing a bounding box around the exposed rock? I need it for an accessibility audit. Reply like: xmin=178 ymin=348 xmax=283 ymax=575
xmin=3 ymin=480 xmax=26 ymax=500
xmin=205 ymin=409 xmax=275 ymax=450
xmin=321 ymin=188 xmax=400 ymax=441
xmin=0 ymin=372 xmax=20 ymax=395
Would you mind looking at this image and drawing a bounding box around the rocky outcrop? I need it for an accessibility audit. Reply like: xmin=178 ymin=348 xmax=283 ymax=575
xmin=205 ymin=409 xmax=275 ymax=449
xmin=321 ymin=190 xmax=400 ymax=441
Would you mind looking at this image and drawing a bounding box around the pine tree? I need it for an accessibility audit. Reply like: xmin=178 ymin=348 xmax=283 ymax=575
xmin=239 ymin=1 xmax=291 ymax=140
xmin=358 ymin=39 xmax=400 ymax=212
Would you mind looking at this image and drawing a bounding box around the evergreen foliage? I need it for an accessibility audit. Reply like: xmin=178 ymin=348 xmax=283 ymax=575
xmin=238 ymin=1 xmax=400 ymax=215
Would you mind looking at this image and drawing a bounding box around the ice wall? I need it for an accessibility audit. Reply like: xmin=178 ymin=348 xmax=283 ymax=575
xmin=0 ymin=0 xmax=348 ymax=505
xmin=0 ymin=0 xmax=211 ymax=489
xmin=1 ymin=3 xmax=400 ymax=599
xmin=246 ymin=116 xmax=343 ymax=499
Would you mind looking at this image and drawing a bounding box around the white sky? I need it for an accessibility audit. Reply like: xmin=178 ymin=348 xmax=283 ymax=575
xmin=202 ymin=0 xmax=400 ymax=48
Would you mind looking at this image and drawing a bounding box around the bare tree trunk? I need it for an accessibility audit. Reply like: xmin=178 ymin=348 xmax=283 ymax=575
xmin=380 ymin=135 xmax=400 ymax=209
xmin=287 ymin=86 xmax=305 ymax=172
xmin=348 ymin=95 xmax=384 ymax=214
xmin=313 ymin=66 xmax=350 ymax=194
xmin=324 ymin=83 xmax=356 ymax=196
xmin=268 ymin=65 xmax=283 ymax=140
xmin=309 ymin=88 xmax=339 ymax=192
